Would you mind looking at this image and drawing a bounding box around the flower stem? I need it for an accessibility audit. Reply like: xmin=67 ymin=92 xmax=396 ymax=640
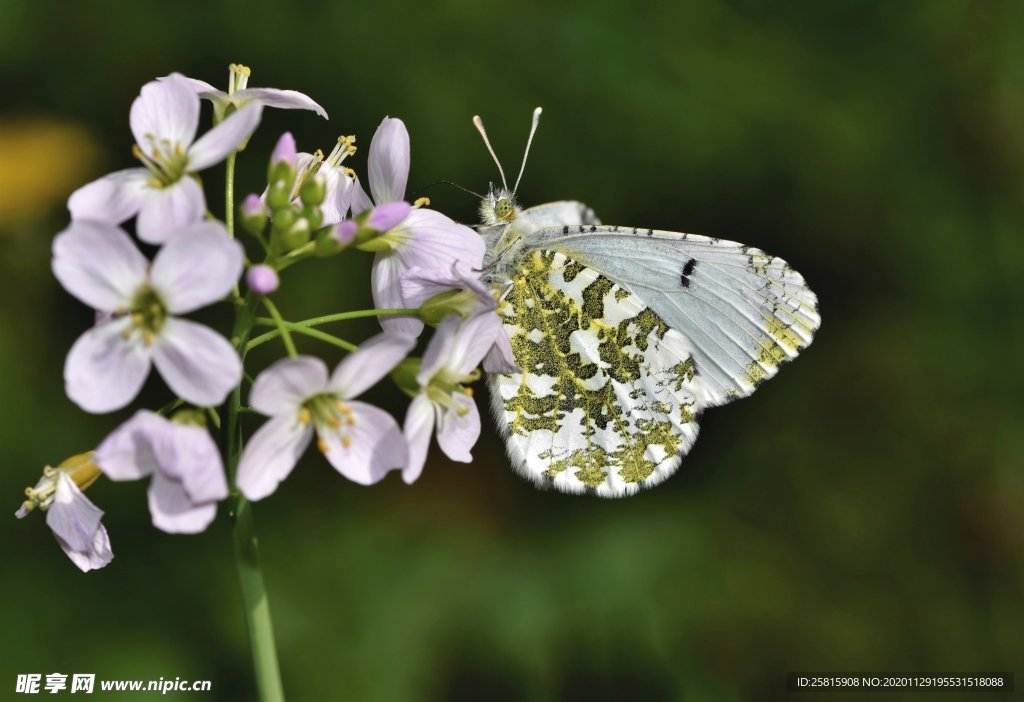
xmin=250 ymin=319 xmax=357 ymax=352
xmin=228 ymin=295 xmax=285 ymax=702
xmin=225 ymin=153 xmax=236 ymax=239
xmin=261 ymin=298 xmax=297 ymax=358
xmin=292 ymin=308 xmax=421 ymax=326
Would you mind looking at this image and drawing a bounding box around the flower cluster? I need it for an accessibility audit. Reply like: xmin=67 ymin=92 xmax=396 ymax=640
xmin=18 ymin=64 xmax=515 ymax=572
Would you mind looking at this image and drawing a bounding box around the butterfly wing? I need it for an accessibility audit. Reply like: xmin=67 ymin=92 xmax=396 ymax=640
xmin=520 ymin=225 xmax=820 ymax=405
xmin=517 ymin=200 xmax=600 ymax=228
xmin=488 ymin=250 xmax=703 ymax=496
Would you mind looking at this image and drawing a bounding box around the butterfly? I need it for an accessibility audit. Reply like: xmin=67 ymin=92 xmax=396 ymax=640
xmin=472 ymin=109 xmax=820 ymax=497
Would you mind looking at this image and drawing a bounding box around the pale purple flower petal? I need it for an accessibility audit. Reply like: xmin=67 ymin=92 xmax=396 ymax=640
xmin=247 ymin=265 xmax=279 ymax=295
xmin=368 ymin=201 xmax=412 ymax=232
xmin=435 ymin=394 xmax=480 ymax=463
xmin=94 ymin=410 xmax=165 ymax=480
xmin=237 ymin=415 xmax=314 ymax=501
xmin=371 ymin=254 xmax=425 ymax=337
xmin=149 ymin=221 xmax=243 ymax=313
xmin=320 ymin=401 xmax=406 ymax=485
xmin=243 ymin=193 xmax=266 ymax=217
xmin=367 ymin=117 xmax=410 ymax=204
xmin=136 ymin=177 xmax=206 ymax=245
xmin=393 ymin=208 xmax=486 ymax=269
xmin=329 ymin=332 xmax=416 ymax=399
xmin=151 ymin=420 xmax=227 ymax=503
xmin=161 ymin=74 xmax=217 ymax=94
xmin=318 ymin=163 xmax=354 ymax=226
xmin=400 ymin=262 xmax=494 ymax=312
xmin=57 ymin=522 xmax=113 ymax=573
xmin=152 ymin=318 xmax=241 ymax=407
xmin=235 ymin=88 xmax=327 ymax=119
xmin=350 ymin=180 xmax=374 ymax=216
xmin=187 ymin=102 xmax=263 ymax=171
xmin=147 ymin=471 xmax=218 ymax=534
xmin=67 ymin=168 xmax=149 ymax=225
xmin=482 ymin=332 xmax=519 ymax=374
xmin=332 ymin=220 xmax=357 ymax=247
xmin=64 ymin=317 xmax=151 ymax=413
xmin=418 ymin=316 xmax=463 ymax=383
xmin=46 ymin=472 xmax=104 ymax=553
xmin=52 ymin=220 xmax=147 ymax=312
xmin=420 ymin=311 xmax=502 ymax=381
xmin=130 ymin=74 xmax=200 ymax=151
xmin=250 ymin=356 xmax=328 ymax=416
xmin=402 ymin=395 xmax=435 ymax=484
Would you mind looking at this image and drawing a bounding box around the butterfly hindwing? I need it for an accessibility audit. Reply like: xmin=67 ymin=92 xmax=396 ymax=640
xmin=520 ymin=225 xmax=820 ymax=406
xmin=488 ymin=250 xmax=703 ymax=496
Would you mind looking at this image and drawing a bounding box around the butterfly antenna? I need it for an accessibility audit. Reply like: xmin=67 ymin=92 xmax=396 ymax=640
xmin=415 ymin=180 xmax=484 ymax=200
xmin=513 ymin=107 xmax=543 ymax=194
xmin=473 ymin=115 xmax=508 ymax=190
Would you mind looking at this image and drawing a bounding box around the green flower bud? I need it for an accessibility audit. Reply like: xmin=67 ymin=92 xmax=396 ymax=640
xmin=300 ymin=174 xmax=327 ymax=208
xmin=267 ymin=179 xmax=293 ymax=211
xmin=419 ymin=289 xmax=479 ymax=325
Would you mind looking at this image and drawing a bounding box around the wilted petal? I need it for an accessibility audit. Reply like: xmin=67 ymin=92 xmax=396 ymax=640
xmin=94 ymin=410 xmax=167 ymax=480
xmin=136 ymin=177 xmax=206 ymax=245
xmin=152 ymin=318 xmax=241 ymax=407
xmin=371 ymin=253 xmax=424 ymax=337
xmin=329 ymin=332 xmax=416 ymax=399
xmin=147 ymin=471 xmax=217 ymax=534
xmin=150 ymin=221 xmax=243 ymax=313
xmin=57 ymin=522 xmax=113 ymax=573
xmin=65 ymin=317 xmax=151 ymax=413
xmin=187 ymin=102 xmax=263 ymax=171
xmin=435 ymin=394 xmax=481 ymax=463
xmin=130 ymin=74 xmax=200 ymax=151
xmin=402 ymin=394 xmax=436 ymax=484
xmin=237 ymin=415 xmax=313 ymax=500
xmin=67 ymin=168 xmax=149 ymax=225
xmin=368 ymin=117 xmax=410 ymax=204
xmin=234 ymin=87 xmax=328 ymax=119
xmin=46 ymin=472 xmax=104 ymax=553
xmin=52 ymin=220 xmax=147 ymax=312
xmin=250 ymin=356 xmax=328 ymax=416
xmin=320 ymin=401 xmax=406 ymax=485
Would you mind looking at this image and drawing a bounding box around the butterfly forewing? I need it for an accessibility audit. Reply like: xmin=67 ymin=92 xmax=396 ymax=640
xmin=520 ymin=225 xmax=821 ymax=406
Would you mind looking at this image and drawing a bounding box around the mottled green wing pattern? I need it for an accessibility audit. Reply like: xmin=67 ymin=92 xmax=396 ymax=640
xmin=488 ymin=250 xmax=703 ymax=497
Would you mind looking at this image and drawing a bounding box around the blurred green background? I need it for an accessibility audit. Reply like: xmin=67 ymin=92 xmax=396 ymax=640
xmin=1 ymin=1 xmax=1021 ymax=700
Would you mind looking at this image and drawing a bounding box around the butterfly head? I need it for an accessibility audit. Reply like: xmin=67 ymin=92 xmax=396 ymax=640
xmin=480 ymin=184 xmax=520 ymax=225
xmin=473 ymin=108 xmax=542 ymax=226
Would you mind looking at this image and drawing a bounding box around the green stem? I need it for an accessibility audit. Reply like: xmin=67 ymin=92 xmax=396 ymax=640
xmin=291 ymin=308 xmax=420 ymax=326
xmin=228 ymin=298 xmax=285 ymax=702
xmin=261 ymin=298 xmax=298 ymax=358
xmin=225 ymin=153 xmax=236 ymax=239
xmin=249 ymin=320 xmax=357 ymax=353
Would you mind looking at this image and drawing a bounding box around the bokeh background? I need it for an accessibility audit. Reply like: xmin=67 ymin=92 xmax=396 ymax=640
xmin=1 ymin=1 xmax=1021 ymax=700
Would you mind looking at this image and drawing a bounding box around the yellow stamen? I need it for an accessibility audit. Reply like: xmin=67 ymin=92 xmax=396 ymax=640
xmin=341 ymin=434 xmax=352 ymax=448
xmin=414 ymin=197 xmax=431 ymax=208
xmin=317 ymin=436 xmax=329 ymax=453
xmin=298 ymin=408 xmax=312 ymax=425
xmin=336 ymin=402 xmax=352 ymax=414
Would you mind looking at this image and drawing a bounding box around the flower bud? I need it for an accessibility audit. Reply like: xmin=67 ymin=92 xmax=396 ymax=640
xmin=170 ymin=408 xmax=207 ymax=427
xmin=300 ymin=174 xmax=327 ymax=208
xmin=273 ymin=217 xmax=310 ymax=252
xmin=267 ymin=132 xmax=297 ymax=182
xmin=267 ymin=179 xmax=293 ymax=211
xmin=246 ymin=264 xmax=280 ymax=295
xmin=334 ymin=220 xmax=357 ymax=247
xmin=240 ymin=193 xmax=268 ymax=236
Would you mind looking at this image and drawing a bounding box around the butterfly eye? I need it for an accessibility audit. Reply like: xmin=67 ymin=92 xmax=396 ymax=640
xmin=495 ymin=198 xmax=515 ymax=222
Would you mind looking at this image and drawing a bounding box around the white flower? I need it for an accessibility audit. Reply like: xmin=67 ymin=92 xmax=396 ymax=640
xmin=403 ymin=314 xmax=500 ymax=483
xmin=261 ymin=135 xmax=356 ymax=228
xmin=170 ymin=63 xmax=328 ymax=121
xmin=16 ymin=453 xmax=113 ymax=573
xmin=237 ymin=333 xmax=415 ymax=501
xmin=95 ymin=411 xmax=228 ymax=534
xmin=52 ymin=219 xmax=244 ymax=413
xmin=68 ymin=73 xmax=262 ymax=244
xmin=352 ymin=118 xmax=486 ymax=337
xmin=402 ymin=263 xmax=518 ymax=374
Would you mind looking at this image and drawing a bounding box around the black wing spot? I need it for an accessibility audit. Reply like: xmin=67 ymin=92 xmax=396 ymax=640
xmin=646 ymin=229 xmax=654 ymax=237
xmin=562 ymin=225 xmax=569 ymax=234
xmin=589 ymin=224 xmax=597 ymax=232
xmin=680 ymin=258 xmax=697 ymax=287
